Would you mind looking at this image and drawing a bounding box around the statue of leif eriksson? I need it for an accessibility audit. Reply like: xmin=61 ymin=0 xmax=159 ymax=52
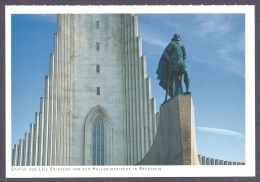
xmin=156 ymin=34 xmax=191 ymax=102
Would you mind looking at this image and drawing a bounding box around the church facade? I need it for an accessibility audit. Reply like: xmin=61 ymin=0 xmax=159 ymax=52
xmin=12 ymin=14 xmax=159 ymax=166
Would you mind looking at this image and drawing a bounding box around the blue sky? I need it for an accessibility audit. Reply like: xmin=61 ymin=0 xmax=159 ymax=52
xmin=11 ymin=14 xmax=245 ymax=163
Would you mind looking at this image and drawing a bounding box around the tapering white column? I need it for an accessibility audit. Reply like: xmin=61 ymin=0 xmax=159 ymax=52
xmin=48 ymin=54 xmax=54 ymax=166
xmin=132 ymin=15 xmax=139 ymax=164
xmin=18 ymin=140 xmax=24 ymax=166
xmin=123 ymin=14 xmax=131 ymax=164
xmin=54 ymin=39 xmax=60 ymax=166
xmin=146 ymin=77 xmax=153 ymax=147
xmin=52 ymin=33 xmax=58 ymax=165
xmin=12 ymin=148 xmax=14 ymax=166
xmin=33 ymin=112 xmax=40 ymax=165
xmin=38 ymin=97 xmax=45 ymax=166
xmin=13 ymin=144 xmax=19 ymax=166
xmin=130 ymin=14 xmax=135 ymax=164
xmin=137 ymin=36 xmax=145 ymax=160
xmin=28 ymin=124 xmax=34 ymax=166
xmin=151 ymin=98 xmax=157 ymax=139
xmin=136 ymin=36 xmax=142 ymax=162
xmin=23 ymin=133 xmax=29 ymax=166
xmin=56 ymin=15 xmax=62 ymax=166
xmin=58 ymin=15 xmax=65 ymax=165
xmin=141 ymin=56 xmax=149 ymax=155
xmin=122 ymin=15 xmax=127 ymax=165
xmin=43 ymin=76 xmax=49 ymax=166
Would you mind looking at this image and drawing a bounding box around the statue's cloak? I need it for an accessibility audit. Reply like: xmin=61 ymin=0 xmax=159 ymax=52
xmin=156 ymin=41 xmax=175 ymax=92
xmin=156 ymin=55 xmax=170 ymax=92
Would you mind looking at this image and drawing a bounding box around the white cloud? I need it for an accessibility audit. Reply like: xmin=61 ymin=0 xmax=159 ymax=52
xmin=138 ymin=15 xmax=177 ymax=49
xmin=195 ymin=14 xmax=232 ymax=36
xmin=191 ymin=15 xmax=245 ymax=77
xmin=211 ymin=33 xmax=245 ymax=77
xmin=143 ymin=35 xmax=168 ymax=48
xmin=138 ymin=24 xmax=168 ymax=48
xmin=197 ymin=126 xmax=244 ymax=139
xmin=216 ymin=48 xmax=245 ymax=77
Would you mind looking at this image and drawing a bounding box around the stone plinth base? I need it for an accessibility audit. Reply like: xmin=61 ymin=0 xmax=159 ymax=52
xmin=137 ymin=94 xmax=200 ymax=165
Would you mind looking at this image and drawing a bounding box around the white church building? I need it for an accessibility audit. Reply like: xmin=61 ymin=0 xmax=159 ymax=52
xmin=12 ymin=14 xmax=159 ymax=166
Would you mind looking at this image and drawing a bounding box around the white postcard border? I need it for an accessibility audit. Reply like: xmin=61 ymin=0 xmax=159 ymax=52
xmin=5 ymin=5 xmax=255 ymax=178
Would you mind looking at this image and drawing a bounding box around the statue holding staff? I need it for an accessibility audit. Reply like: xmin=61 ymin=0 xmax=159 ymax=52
xmin=156 ymin=34 xmax=190 ymax=101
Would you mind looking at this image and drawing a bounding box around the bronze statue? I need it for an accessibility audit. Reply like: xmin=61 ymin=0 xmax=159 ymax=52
xmin=156 ymin=34 xmax=190 ymax=101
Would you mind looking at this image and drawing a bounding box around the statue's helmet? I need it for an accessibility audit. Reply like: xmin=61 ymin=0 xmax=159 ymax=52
xmin=172 ymin=34 xmax=181 ymax=41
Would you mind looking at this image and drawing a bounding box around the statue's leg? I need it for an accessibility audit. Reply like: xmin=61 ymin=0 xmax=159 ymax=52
xmin=182 ymin=67 xmax=190 ymax=93
xmin=169 ymin=72 xmax=174 ymax=97
xmin=179 ymin=75 xmax=183 ymax=94
xmin=174 ymin=74 xmax=181 ymax=95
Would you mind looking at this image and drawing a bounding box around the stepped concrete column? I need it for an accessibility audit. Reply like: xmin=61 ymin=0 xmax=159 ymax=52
xmin=210 ymin=158 xmax=215 ymax=165
xmin=23 ymin=133 xmax=29 ymax=166
xmin=219 ymin=160 xmax=224 ymax=165
xmin=138 ymin=95 xmax=200 ymax=165
xmin=13 ymin=144 xmax=19 ymax=166
xmin=28 ymin=124 xmax=34 ymax=166
xmin=215 ymin=159 xmax=219 ymax=165
xmin=206 ymin=157 xmax=210 ymax=165
xmin=18 ymin=140 xmax=24 ymax=166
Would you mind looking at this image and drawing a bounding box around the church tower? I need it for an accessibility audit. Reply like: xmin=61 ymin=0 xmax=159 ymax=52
xmin=12 ymin=14 xmax=159 ymax=166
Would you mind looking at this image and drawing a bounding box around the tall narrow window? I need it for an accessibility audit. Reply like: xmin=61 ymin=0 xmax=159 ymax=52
xmin=85 ymin=105 xmax=112 ymax=165
xmin=92 ymin=115 xmax=105 ymax=165
xmin=96 ymin=21 xmax=99 ymax=29
xmin=96 ymin=65 xmax=100 ymax=73
xmin=97 ymin=87 xmax=100 ymax=95
xmin=96 ymin=43 xmax=100 ymax=51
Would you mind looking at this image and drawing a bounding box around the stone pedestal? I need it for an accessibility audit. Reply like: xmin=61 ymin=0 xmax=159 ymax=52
xmin=138 ymin=94 xmax=200 ymax=165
